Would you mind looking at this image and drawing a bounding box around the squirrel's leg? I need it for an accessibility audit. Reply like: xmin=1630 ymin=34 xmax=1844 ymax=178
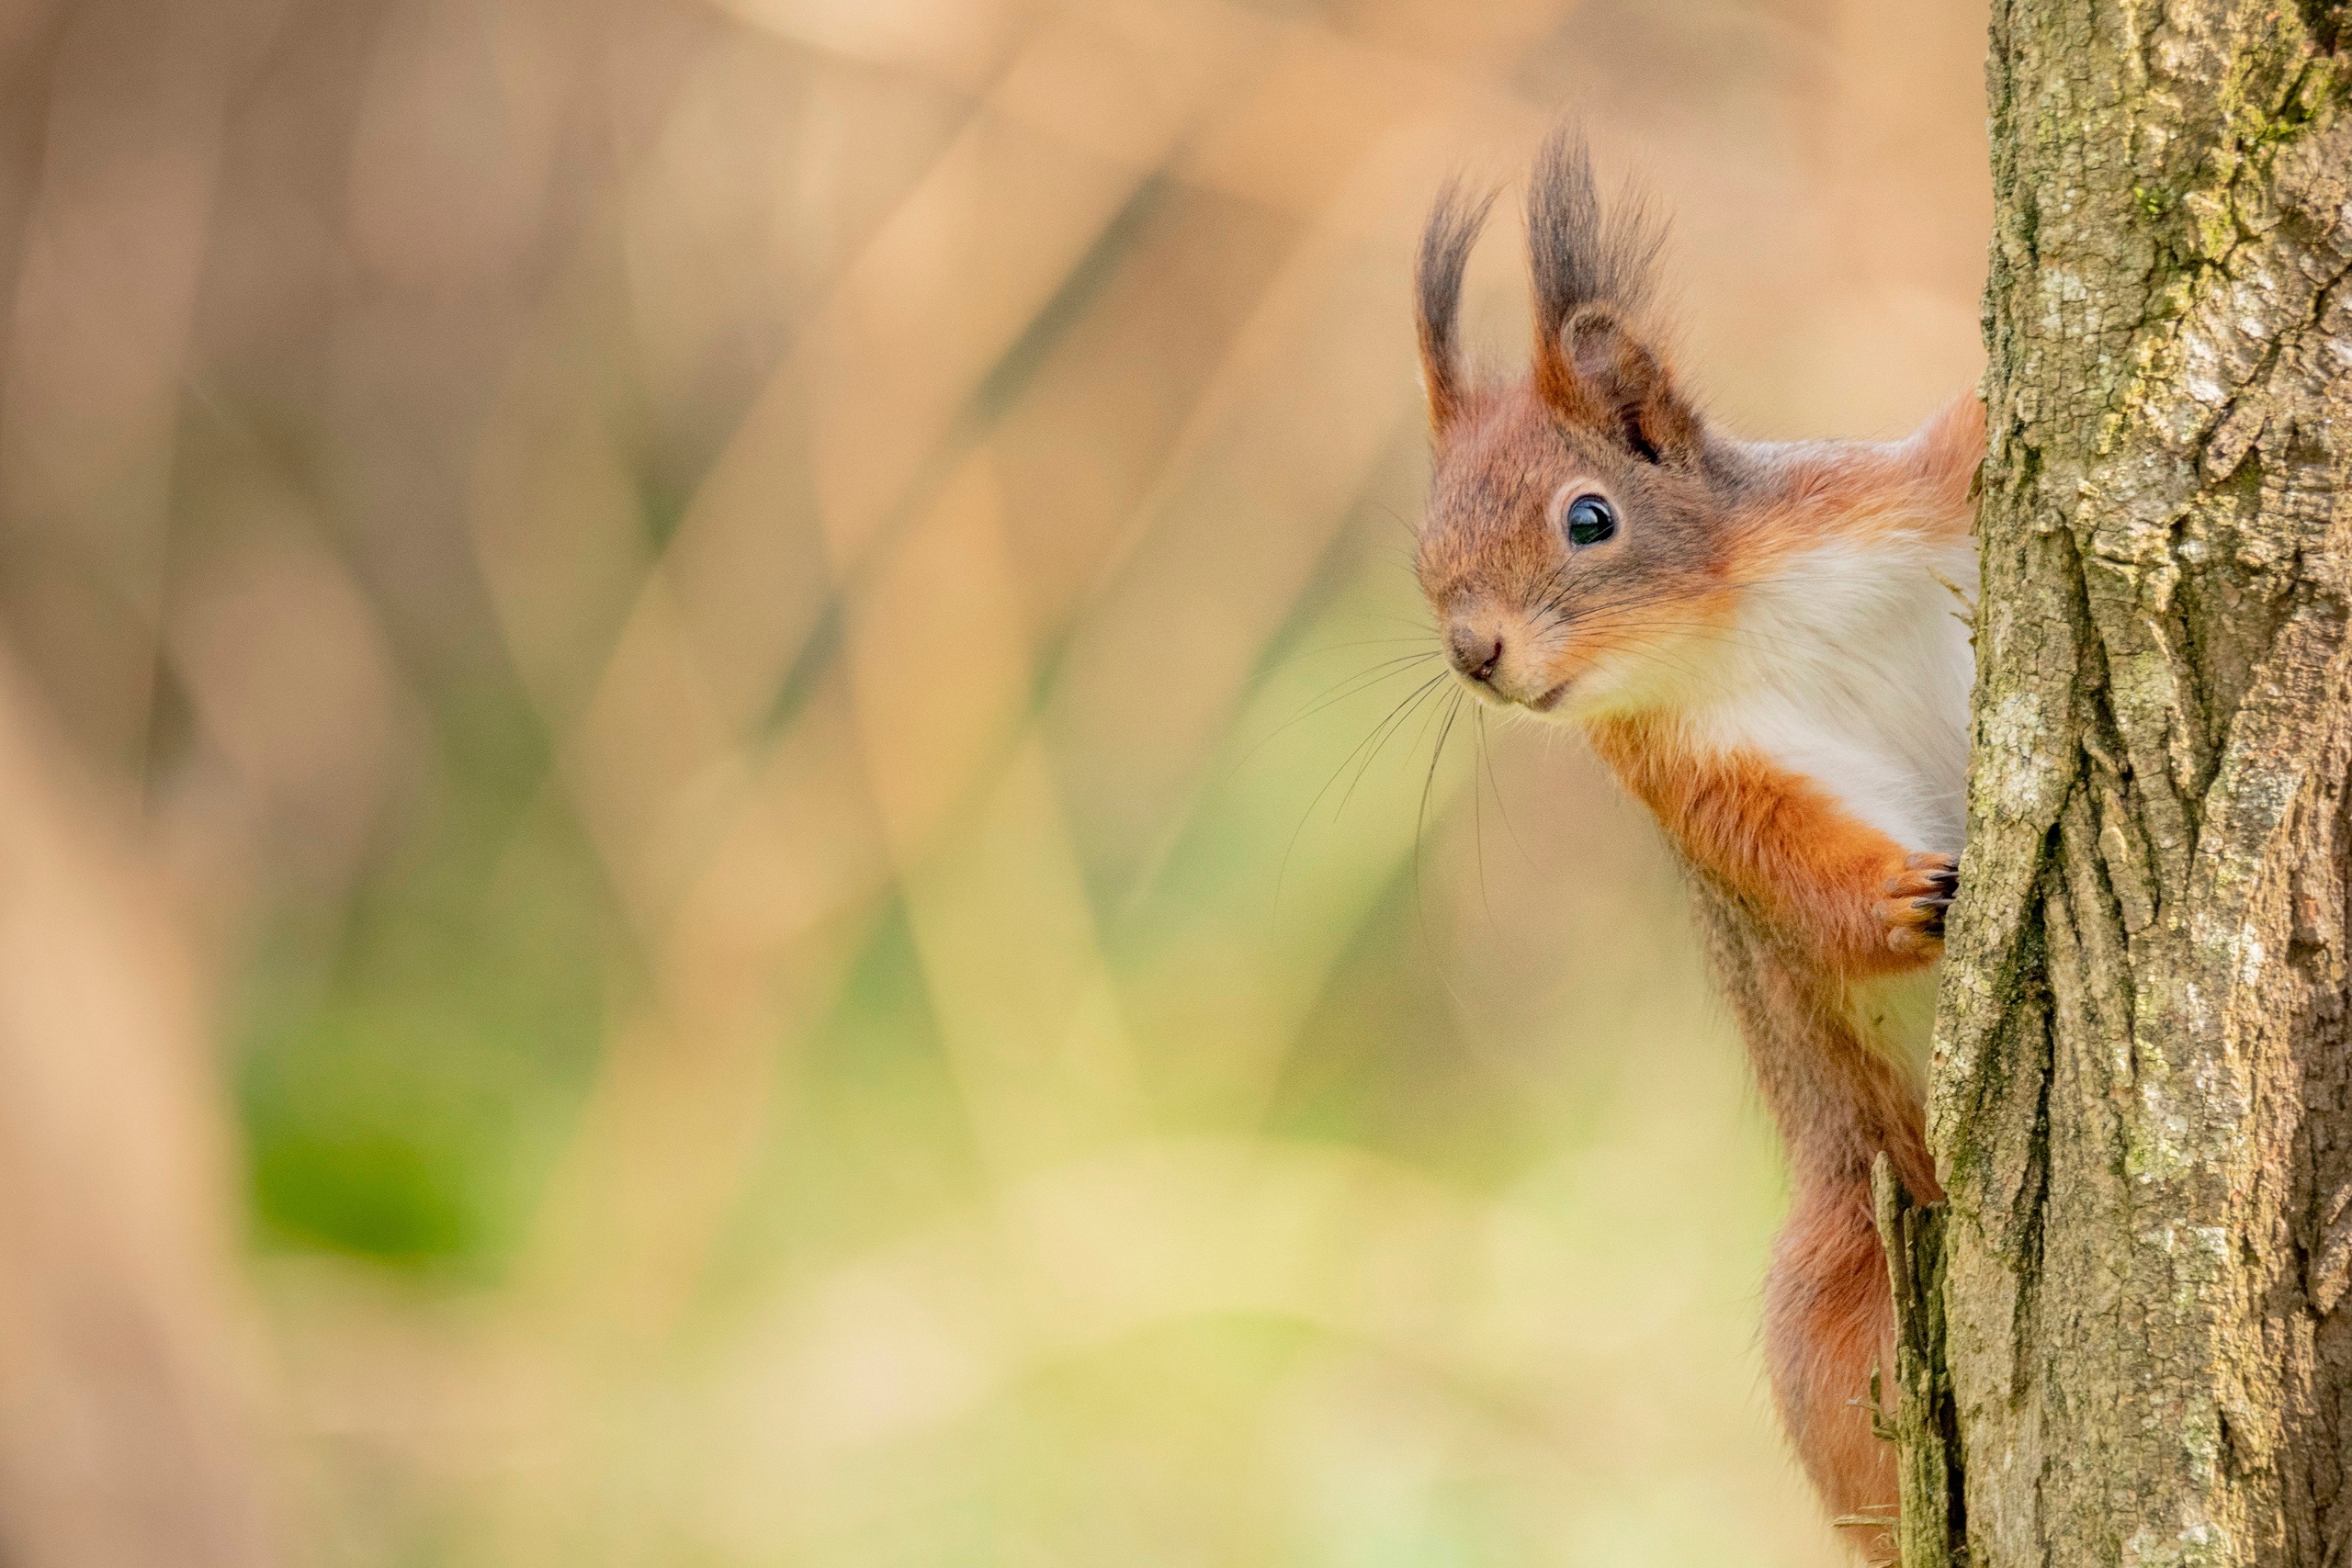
xmin=1590 ymin=726 xmax=1959 ymax=977
xmin=1763 ymin=1175 xmax=1898 ymax=1562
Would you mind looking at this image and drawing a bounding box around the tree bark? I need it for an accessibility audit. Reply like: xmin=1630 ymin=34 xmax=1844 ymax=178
xmin=1923 ymin=3 xmax=2352 ymax=1564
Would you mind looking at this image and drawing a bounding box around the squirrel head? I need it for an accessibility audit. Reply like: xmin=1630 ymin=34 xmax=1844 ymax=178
xmin=1412 ymin=131 xmax=1736 ymax=719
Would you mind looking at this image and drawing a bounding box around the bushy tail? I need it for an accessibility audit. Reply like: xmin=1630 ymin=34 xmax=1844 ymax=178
xmin=1763 ymin=1176 xmax=1898 ymax=1561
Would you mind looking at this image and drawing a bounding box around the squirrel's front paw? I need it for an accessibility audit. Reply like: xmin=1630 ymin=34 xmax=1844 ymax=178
xmin=1879 ymin=852 xmax=1957 ymax=955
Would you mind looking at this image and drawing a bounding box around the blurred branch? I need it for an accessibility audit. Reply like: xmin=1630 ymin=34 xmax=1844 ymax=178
xmin=0 ymin=644 xmax=280 ymax=1567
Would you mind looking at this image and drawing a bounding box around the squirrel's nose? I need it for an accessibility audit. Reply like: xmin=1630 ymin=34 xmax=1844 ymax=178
xmin=1449 ymin=627 xmax=1503 ymax=683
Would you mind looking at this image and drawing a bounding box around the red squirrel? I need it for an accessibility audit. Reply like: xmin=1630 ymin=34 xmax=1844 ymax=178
xmin=1410 ymin=130 xmax=1980 ymax=1557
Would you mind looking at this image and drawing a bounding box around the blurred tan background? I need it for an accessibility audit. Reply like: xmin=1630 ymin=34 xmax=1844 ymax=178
xmin=0 ymin=0 xmax=1988 ymax=1563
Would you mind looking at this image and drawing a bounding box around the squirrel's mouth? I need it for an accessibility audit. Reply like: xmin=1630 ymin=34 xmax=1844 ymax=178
xmin=1525 ymin=682 xmax=1569 ymax=713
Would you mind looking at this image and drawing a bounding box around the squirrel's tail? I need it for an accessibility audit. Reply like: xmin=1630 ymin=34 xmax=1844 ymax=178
xmin=1763 ymin=1175 xmax=1899 ymax=1561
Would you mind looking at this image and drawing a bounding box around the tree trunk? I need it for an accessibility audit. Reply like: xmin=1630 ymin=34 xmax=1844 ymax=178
xmin=1917 ymin=3 xmax=2352 ymax=1564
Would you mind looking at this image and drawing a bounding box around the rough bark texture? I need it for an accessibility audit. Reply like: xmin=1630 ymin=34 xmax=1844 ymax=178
xmin=1880 ymin=1156 xmax=1963 ymax=1567
xmin=1930 ymin=2 xmax=2352 ymax=1564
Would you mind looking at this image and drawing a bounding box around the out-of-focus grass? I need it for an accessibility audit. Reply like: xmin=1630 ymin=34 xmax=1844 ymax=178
xmin=0 ymin=0 xmax=1988 ymax=1562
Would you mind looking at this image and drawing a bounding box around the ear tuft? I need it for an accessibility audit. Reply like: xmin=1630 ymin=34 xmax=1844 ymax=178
xmin=1526 ymin=125 xmax=1661 ymax=339
xmin=1521 ymin=125 xmax=1701 ymax=464
xmin=1415 ymin=178 xmax=1496 ymax=438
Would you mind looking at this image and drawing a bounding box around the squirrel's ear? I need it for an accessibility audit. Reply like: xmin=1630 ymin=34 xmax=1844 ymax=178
xmin=1415 ymin=181 xmax=1495 ymax=438
xmin=1536 ymin=305 xmax=1702 ymax=465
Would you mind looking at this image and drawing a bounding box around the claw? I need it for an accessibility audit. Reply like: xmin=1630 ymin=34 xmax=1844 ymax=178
xmin=1882 ymin=852 xmax=1961 ymax=949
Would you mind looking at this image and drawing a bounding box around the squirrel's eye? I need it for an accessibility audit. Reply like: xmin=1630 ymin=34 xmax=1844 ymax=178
xmin=1565 ymin=494 xmax=1616 ymax=547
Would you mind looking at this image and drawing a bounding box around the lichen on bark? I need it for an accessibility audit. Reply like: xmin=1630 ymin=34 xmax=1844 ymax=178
xmin=1932 ymin=2 xmax=2352 ymax=1564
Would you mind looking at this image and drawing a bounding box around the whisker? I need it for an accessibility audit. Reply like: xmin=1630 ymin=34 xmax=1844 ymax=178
xmin=1469 ymin=702 xmax=1494 ymax=927
xmin=1476 ymin=705 xmax=1536 ymax=870
xmin=1220 ymin=654 xmax=1441 ymax=792
xmin=1411 ymin=690 xmax=1470 ymax=996
xmin=1261 ymin=637 xmax=1438 ymax=671
xmin=1338 ymin=663 xmax=1458 ymax=817
xmin=1539 ymin=607 xmax=1819 ymax=658
xmin=1273 ymin=670 xmax=1451 ymax=921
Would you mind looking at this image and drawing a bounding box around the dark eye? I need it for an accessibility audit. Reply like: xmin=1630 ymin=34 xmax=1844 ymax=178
xmin=1565 ymin=494 xmax=1616 ymax=546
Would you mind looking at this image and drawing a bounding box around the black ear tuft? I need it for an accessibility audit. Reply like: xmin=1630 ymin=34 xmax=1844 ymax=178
xmin=1415 ymin=177 xmax=1496 ymax=436
xmin=1524 ymin=128 xmax=1698 ymax=463
xmin=1526 ymin=124 xmax=1664 ymax=344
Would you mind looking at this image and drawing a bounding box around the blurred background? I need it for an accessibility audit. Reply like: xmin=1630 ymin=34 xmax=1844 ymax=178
xmin=0 ymin=0 xmax=1988 ymax=1562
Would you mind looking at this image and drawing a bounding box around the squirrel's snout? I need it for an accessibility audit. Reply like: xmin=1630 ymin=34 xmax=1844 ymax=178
xmin=1448 ymin=626 xmax=1503 ymax=684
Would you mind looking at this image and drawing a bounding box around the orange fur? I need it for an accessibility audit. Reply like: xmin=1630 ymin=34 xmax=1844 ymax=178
xmin=1588 ymin=722 xmax=1951 ymax=977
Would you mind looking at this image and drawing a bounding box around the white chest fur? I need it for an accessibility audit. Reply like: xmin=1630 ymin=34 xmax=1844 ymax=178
xmin=1694 ymin=531 xmax=1974 ymax=1089
xmin=1696 ymin=535 xmax=1977 ymax=857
